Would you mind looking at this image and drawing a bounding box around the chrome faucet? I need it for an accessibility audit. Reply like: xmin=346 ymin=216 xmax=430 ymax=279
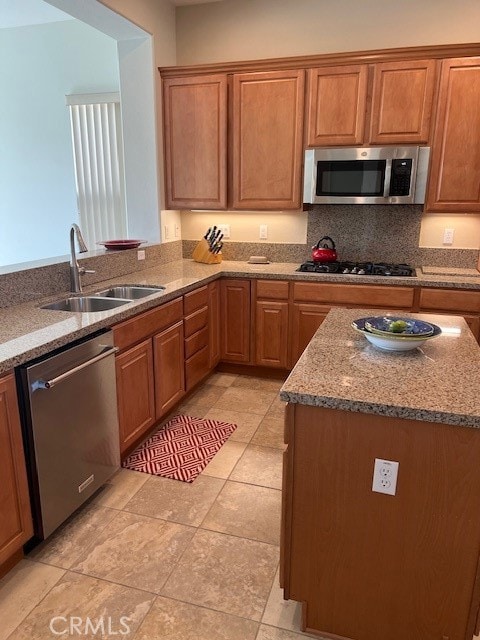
xmin=70 ymin=223 xmax=95 ymax=293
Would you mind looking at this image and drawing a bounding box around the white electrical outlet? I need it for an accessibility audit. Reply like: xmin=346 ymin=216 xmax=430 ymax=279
xmin=372 ymin=458 xmax=399 ymax=496
xmin=443 ymin=228 xmax=455 ymax=245
xmin=259 ymin=224 xmax=268 ymax=239
xmin=174 ymin=224 xmax=180 ymax=238
xmin=218 ymin=224 xmax=230 ymax=238
xmin=137 ymin=249 xmax=146 ymax=261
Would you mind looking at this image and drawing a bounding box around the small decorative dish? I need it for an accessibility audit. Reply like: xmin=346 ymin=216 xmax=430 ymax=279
xmin=352 ymin=317 xmax=442 ymax=352
xmin=98 ymin=240 xmax=145 ymax=251
xmin=364 ymin=316 xmax=434 ymax=337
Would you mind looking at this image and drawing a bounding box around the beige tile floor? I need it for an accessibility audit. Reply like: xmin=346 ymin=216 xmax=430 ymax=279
xmin=0 ymin=372 xmax=319 ymax=640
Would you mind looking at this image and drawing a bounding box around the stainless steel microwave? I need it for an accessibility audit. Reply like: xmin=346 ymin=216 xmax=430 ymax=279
xmin=303 ymin=146 xmax=430 ymax=205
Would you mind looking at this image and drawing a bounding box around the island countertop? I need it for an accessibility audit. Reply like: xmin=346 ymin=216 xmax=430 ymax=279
xmin=280 ymin=308 xmax=480 ymax=428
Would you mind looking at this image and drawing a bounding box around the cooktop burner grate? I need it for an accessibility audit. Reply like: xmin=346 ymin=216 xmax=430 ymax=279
xmin=297 ymin=261 xmax=416 ymax=277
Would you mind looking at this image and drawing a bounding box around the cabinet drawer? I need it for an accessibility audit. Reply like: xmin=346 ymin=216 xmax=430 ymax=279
xmin=185 ymin=345 xmax=210 ymax=391
xmin=184 ymin=306 xmax=208 ymax=338
xmin=184 ymin=285 xmax=209 ymax=315
xmin=419 ymin=288 xmax=480 ymax=313
xmin=113 ymin=298 xmax=183 ymax=351
xmin=292 ymin=282 xmax=414 ymax=308
xmin=257 ymin=279 xmax=289 ymax=300
xmin=185 ymin=326 xmax=209 ymax=359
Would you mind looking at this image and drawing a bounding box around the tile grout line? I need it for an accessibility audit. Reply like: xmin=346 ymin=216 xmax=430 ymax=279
xmin=2 ymin=560 xmax=67 ymax=640
xmin=133 ymin=591 xmax=263 ymax=634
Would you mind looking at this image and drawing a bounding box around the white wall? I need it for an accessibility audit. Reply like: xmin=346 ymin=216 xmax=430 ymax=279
xmin=99 ymin=0 xmax=176 ymax=220
xmin=176 ymin=0 xmax=480 ymax=65
xmin=0 ymin=19 xmax=119 ymax=266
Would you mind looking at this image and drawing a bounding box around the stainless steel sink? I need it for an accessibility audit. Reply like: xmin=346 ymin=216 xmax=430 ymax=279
xmin=41 ymin=296 xmax=131 ymax=312
xmin=94 ymin=285 xmax=166 ymax=299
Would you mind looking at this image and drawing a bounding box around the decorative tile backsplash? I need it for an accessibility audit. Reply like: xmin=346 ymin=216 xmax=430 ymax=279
xmin=183 ymin=205 xmax=480 ymax=268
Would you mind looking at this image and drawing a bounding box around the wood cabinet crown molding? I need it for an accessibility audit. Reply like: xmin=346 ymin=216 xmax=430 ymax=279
xmin=159 ymin=42 xmax=480 ymax=78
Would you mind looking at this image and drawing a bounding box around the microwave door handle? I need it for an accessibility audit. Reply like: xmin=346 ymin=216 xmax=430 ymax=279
xmin=383 ymin=160 xmax=392 ymax=198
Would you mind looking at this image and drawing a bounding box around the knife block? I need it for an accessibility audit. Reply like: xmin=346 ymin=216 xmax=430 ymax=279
xmin=192 ymin=238 xmax=222 ymax=264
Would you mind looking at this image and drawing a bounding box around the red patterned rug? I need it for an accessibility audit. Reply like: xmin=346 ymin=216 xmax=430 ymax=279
xmin=122 ymin=414 xmax=237 ymax=483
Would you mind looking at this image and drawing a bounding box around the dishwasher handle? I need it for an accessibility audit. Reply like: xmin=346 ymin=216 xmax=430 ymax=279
xmin=33 ymin=346 xmax=119 ymax=390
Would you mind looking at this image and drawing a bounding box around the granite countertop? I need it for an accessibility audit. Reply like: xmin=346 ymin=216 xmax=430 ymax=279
xmin=280 ymin=308 xmax=480 ymax=428
xmin=1 ymin=258 xmax=480 ymax=375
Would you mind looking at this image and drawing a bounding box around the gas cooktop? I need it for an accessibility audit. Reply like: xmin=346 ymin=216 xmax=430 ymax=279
xmin=297 ymin=261 xmax=417 ymax=277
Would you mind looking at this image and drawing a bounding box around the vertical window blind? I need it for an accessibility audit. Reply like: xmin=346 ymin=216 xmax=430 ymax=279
xmin=66 ymin=93 xmax=127 ymax=248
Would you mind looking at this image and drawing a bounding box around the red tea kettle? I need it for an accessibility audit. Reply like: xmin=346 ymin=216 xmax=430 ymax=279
xmin=312 ymin=236 xmax=337 ymax=262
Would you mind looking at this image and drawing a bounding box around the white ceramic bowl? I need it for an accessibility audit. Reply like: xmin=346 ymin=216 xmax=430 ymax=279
xmin=362 ymin=331 xmax=429 ymax=351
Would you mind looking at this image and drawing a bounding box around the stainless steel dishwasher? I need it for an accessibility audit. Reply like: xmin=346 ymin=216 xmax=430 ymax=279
xmin=17 ymin=330 xmax=120 ymax=541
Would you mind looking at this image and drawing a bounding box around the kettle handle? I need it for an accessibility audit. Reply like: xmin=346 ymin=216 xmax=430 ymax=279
xmin=314 ymin=236 xmax=336 ymax=250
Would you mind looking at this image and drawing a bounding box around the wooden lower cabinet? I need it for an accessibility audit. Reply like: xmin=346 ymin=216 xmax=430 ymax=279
xmin=465 ymin=315 xmax=480 ymax=342
xmin=290 ymin=303 xmax=330 ymax=367
xmin=293 ymin=281 xmax=415 ymax=308
xmin=0 ymin=374 xmax=33 ymax=566
xmin=221 ymin=279 xmax=251 ymax=363
xmin=255 ymin=300 xmax=289 ymax=368
xmin=154 ymin=321 xmax=185 ymax=418
xmin=282 ymin=403 xmax=480 ymax=640
xmin=184 ymin=289 xmax=210 ymax=391
xmin=209 ymin=281 xmax=221 ymax=369
xmin=116 ymin=340 xmax=155 ymax=454
xmin=418 ymin=287 xmax=480 ymax=343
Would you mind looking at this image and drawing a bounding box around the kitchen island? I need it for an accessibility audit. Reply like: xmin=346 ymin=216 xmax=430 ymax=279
xmin=279 ymin=308 xmax=480 ymax=640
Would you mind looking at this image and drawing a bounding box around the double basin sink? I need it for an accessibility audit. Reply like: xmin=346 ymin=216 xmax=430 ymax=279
xmin=41 ymin=285 xmax=166 ymax=313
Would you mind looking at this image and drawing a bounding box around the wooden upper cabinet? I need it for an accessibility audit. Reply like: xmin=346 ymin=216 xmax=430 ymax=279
xmin=306 ymin=65 xmax=368 ymax=146
xmin=369 ymin=59 xmax=436 ymax=144
xmin=426 ymin=57 xmax=480 ymax=213
xmin=163 ymin=74 xmax=227 ymax=209
xmin=232 ymin=70 xmax=305 ymax=209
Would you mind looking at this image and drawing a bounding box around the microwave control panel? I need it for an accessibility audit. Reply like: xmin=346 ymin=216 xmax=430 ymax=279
xmin=389 ymin=158 xmax=413 ymax=196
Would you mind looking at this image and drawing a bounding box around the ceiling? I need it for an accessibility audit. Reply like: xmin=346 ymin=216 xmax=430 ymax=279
xmin=0 ymin=0 xmax=222 ymax=29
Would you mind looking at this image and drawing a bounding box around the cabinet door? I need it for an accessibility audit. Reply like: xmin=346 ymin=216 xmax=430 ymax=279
xmin=116 ymin=340 xmax=155 ymax=454
xmin=221 ymin=279 xmax=251 ymax=363
xmin=209 ymin=281 xmax=221 ymax=368
xmin=232 ymin=70 xmax=305 ymax=210
xmin=306 ymin=65 xmax=368 ymax=146
xmin=163 ymin=74 xmax=227 ymax=210
xmin=290 ymin=303 xmax=330 ymax=367
xmin=154 ymin=321 xmax=185 ymax=419
xmin=255 ymin=301 xmax=289 ymax=368
xmin=0 ymin=374 xmax=33 ymax=565
xmin=369 ymin=60 xmax=436 ymax=144
xmin=427 ymin=57 xmax=480 ymax=213
xmin=465 ymin=315 xmax=480 ymax=343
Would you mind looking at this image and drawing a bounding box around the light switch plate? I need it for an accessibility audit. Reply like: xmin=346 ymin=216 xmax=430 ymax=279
xmin=372 ymin=458 xmax=399 ymax=496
